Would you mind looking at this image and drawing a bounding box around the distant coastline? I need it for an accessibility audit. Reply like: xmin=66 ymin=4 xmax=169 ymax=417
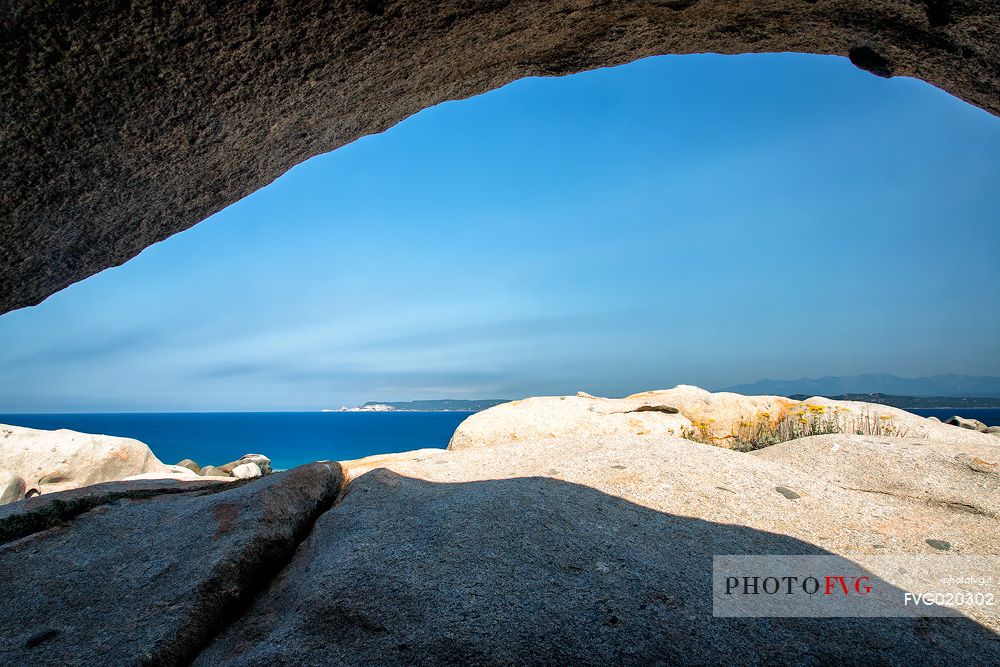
xmin=328 ymin=399 xmax=510 ymax=413
xmin=908 ymin=406 xmax=1000 ymax=410
xmin=331 ymin=393 xmax=1000 ymax=413
xmin=724 ymin=374 xmax=1000 ymax=398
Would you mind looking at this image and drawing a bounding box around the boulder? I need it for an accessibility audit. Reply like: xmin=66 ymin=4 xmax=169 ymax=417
xmin=448 ymin=395 xmax=692 ymax=450
xmin=986 ymin=426 xmax=1000 ymax=436
xmin=753 ymin=434 xmax=999 ymax=519
xmin=625 ymin=385 xmax=799 ymax=442
xmin=176 ymin=458 xmax=201 ymax=474
xmin=230 ymin=463 xmax=262 ymax=480
xmin=219 ymin=454 xmax=272 ymax=476
xmin=0 ymin=462 xmax=343 ymax=665
xmin=451 ymin=387 xmax=1000 ymax=451
xmin=0 ymin=469 xmax=25 ymax=505
xmin=237 ymin=454 xmax=272 ymax=475
xmin=945 ymin=416 xmax=989 ymax=432
xmin=200 ymin=465 xmax=228 ymax=477
xmin=197 ymin=434 xmax=999 ymax=665
xmin=340 ymin=449 xmax=447 ymax=483
xmin=620 ymin=386 xmax=988 ymax=446
xmin=619 ymin=387 xmax=996 ymax=448
xmin=0 ymin=423 xmax=174 ymax=494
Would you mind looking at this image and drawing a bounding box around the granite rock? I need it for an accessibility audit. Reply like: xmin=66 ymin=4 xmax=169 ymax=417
xmin=0 ymin=462 xmax=343 ymax=665
xmin=198 ymin=434 xmax=999 ymax=665
xmin=0 ymin=423 xmax=176 ymax=495
xmin=230 ymin=462 xmax=262 ymax=479
xmin=3 ymin=1 xmax=999 ymax=313
xmin=177 ymin=459 xmax=202 ymax=474
xmin=0 ymin=469 xmax=26 ymax=506
xmin=449 ymin=395 xmax=692 ymax=449
xmin=945 ymin=415 xmax=989 ymax=432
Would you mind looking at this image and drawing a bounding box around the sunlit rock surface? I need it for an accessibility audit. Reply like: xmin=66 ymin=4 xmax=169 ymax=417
xmin=0 ymin=469 xmax=26 ymax=505
xmin=448 ymin=394 xmax=693 ymax=449
xmin=199 ymin=434 xmax=998 ymax=665
xmin=449 ymin=386 xmax=1000 ymax=448
xmin=0 ymin=423 xmax=183 ymax=497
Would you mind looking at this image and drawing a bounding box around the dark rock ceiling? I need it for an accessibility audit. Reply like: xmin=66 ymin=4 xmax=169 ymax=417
xmin=2 ymin=1 xmax=997 ymax=313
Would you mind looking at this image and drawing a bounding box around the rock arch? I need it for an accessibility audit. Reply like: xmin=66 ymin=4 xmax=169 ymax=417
xmin=2 ymin=1 xmax=998 ymax=313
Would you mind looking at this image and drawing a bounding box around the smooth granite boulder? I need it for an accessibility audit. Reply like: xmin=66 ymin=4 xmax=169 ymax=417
xmin=449 ymin=395 xmax=693 ymax=450
xmin=945 ymin=415 xmax=989 ymax=432
xmin=624 ymin=386 xmax=998 ymax=445
xmin=197 ymin=435 xmax=998 ymax=665
xmin=177 ymin=458 xmax=202 ymax=474
xmin=121 ymin=469 xmax=206 ymax=482
xmin=0 ymin=462 xmax=343 ymax=665
xmin=0 ymin=423 xmax=177 ymax=494
xmin=453 ymin=387 xmax=1000 ymax=450
xmin=339 ymin=449 xmax=447 ymax=483
xmin=219 ymin=454 xmax=273 ymax=476
xmin=0 ymin=469 xmax=26 ymax=505
xmin=626 ymin=385 xmax=800 ymax=441
xmin=230 ymin=462 xmax=262 ymax=480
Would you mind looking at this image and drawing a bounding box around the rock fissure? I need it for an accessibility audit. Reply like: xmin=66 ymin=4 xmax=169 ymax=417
xmin=181 ymin=468 xmax=349 ymax=666
xmin=626 ymin=405 xmax=681 ymax=414
xmin=837 ymin=484 xmax=995 ymax=518
xmin=0 ymin=462 xmax=345 ymax=665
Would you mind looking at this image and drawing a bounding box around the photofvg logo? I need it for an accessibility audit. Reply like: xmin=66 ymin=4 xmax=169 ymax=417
xmin=713 ymin=555 xmax=998 ymax=618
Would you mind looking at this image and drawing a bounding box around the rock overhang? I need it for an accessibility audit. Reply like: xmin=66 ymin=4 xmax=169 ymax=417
xmin=2 ymin=0 xmax=998 ymax=313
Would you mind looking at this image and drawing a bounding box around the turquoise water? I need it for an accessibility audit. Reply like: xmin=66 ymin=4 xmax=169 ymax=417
xmin=0 ymin=412 xmax=474 ymax=471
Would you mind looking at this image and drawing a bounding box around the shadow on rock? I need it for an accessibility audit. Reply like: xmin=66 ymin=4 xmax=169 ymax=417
xmin=197 ymin=470 xmax=1000 ymax=666
xmin=0 ymin=463 xmax=343 ymax=666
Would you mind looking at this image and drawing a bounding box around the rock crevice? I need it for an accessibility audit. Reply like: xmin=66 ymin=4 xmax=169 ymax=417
xmin=0 ymin=462 xmax=345 ymax=666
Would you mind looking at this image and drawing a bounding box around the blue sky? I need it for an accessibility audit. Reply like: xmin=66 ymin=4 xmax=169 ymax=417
xmin=1 ymin=53 xmax=999 ymax=412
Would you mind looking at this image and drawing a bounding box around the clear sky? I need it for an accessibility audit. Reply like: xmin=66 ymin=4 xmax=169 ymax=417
xmin=1 ymin=53 xmax=999 ymax=412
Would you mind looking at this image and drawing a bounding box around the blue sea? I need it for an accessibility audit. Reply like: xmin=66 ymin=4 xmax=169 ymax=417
xmin=0 ymin=412 xmax=474 ymax=471
xmin=1 ymin=408 xmax=996 ymax=472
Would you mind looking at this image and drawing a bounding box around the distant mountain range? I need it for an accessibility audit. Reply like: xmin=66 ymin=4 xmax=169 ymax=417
xmin=722 ymin=374 xmax=1000 ymax=398
xmin=785 ymin=393 xmax=1000 ymax=409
